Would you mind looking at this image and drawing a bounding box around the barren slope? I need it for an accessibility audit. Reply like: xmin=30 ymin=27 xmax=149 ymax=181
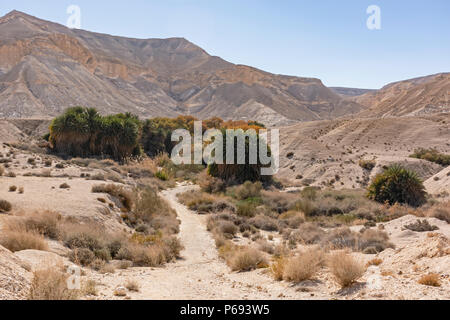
xmin=277 ymin=114 xmax=450 ymax=194
xmin=354 ymin=73 xmax=450 ymax=118
xmin=0 ymin=10 xmax=364 ymax=125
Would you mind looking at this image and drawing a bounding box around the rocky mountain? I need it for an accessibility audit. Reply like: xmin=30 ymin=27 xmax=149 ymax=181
xmin=0 ymin=10 xmax=365 ymax=125
xmin=353 ymin=73 xmax=450 ymax=118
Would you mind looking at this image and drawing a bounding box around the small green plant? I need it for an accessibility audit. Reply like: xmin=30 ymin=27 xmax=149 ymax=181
xmin=367 ymin=165 xmax=426 ymax=207
xmin=410 ymin=148 xmax=450 ymax=166
xmin=155 ymin=170 xmax=168 ymax=181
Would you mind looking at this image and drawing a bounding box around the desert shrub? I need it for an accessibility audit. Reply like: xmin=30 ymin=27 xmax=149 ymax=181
xmin=292 ymin=198 xmax=317 ymax=216
xmin=94 ymin=248 xmax=112 ymax=262
xmin=89 ymin=173 xmax=106 ymax=181
xmin=63 ymin=225 xmax=105 ymax=252
xmin=228 ymin=181 xmax=262 ymax=200
xmin=7 ymin=171 xmax=16 ymax=177
xmin=92 ymin=184 xmax=133 ymax=211
xmin=256 ymin=239 xmax=275 ymax=254
xmin=236 ymin=202 xmax=256 ymax=217
xmin=0 ymin=230 xmax=48 ymax=252
xmin=130 ymin=187 xmax=179 ymax=234
xmin=249 ymin=215 xmax=279 ymax=231
xmin=217 ymin=220 xmax=238 ymax=236
xmin=270 ymin=257 xmax=287 ymax=281
xmin=283 ymin=248 xmax=324 ymax=283
xmin=228 ymin=247 xmax=266 ymax=272
xmin=289 ymin=223 xmax=326 ymax=245
xmin=358 ymin=229 xmax=394 ymax=253
xmin=161 ymin=237 xmax=184 ymax=261
xmin=59 ymin=183 xmax=70 ymax=189
xmin=261 ymin=190 xmax=297 ymax=213
xmin=410 ymin=148 xmax=450 ymax=166
xmin=9 ymin=185 xmax=17 ymax=192
xmin=404 ymin=219 xmax=439 ymax=232
xmin=82 ymin=280 xmax=98 ymax=296
xmin=279 ymin=211 xmax=305 ymax=228
xmin=125 ymin=279 xmax=140 ymax=292
xmin=322 ymin=227 xmax=393 ymax=253
xmin=418 ymin=273 xmax=441 ymax=287
xmin=0 ymin=199 xmax=12 ymax=212
xmin=328 ymin=251 xmax=365 ymax=288
xmin=127 ymin=244 xmax=166 ymax=267
xmin=0 ymin=165 xmax=4 ymax=176
xmin=21 ymin=211 xmax=62 ymax=240
xmin=322 ymin=227 xmax=359 ymax=249
xmin=68 ymin=248 xmax=96 ymax=266
xmin=427 ymin=203 xmax=450 ymax=223
xmin=367 ymin=165 xmax=427 ymax=207
xmin=212 ymin=200 xmax=236 ymax=214
xmin=177 ymin=190 xmax=215 ymax=213
xmin=359 ymin=159 xmax=376 ymax=171
xmin=198 ymin=171 xmax=225 ymax=193
xmin=155 ymin=170 xmax=169 ymax=181
xmin=28 ymin=269 xmax=79 ymax=300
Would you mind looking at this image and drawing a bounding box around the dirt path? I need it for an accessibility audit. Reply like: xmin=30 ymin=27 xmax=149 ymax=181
xmin=90 ymin=183 xmax=319 ymax=300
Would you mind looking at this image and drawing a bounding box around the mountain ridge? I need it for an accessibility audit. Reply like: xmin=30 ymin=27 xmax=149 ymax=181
xmin=0 ymin=10 xmax=364 ymax=124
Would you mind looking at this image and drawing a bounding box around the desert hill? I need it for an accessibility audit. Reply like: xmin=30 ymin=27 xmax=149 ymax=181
xmin=278 ymin=113 xmax=450 ymax=195
xmin=0 ymin=10 xmax=365 ymax=125
xmin=353 ymin=73 xmax=450 ymax=118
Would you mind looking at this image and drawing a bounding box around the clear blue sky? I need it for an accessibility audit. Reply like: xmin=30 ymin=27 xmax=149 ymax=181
xmin=1 ymin=0 xmax=449 ymax=89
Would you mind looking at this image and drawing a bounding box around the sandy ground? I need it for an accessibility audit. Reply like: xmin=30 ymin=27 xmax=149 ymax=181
xmin=88 ymin=184 xmax=322 ymax=300
xmin=1 ymin=141 xmax=449 ymax=300
xmin=84 ymin=184 xmax=449 ymax=300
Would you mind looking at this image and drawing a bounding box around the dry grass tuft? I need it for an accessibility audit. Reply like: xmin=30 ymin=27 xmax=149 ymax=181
xmin=228 ymin=247 xmax=267 ymax=272
xmin=283 ymin=248 xmax=324 ymax=283
xmin=367 ymin=258 xmax=383 ymax=266
xmin=427 ymin=202 xmax=450 ymax=223
xmin=125 ymin=279 xmax=140 ymax=292
xmin=7 ymin=211 xmax=63 ymax=240
xmin=0 ymin=230 xmax=48 ymax=252
xmin=418 ymin=273 xmax=441 ymax=287
xmin=328 ymin=251 xmax=366 ymax=288
xmin=28 ymin=268 xmax=79 ymax=300
xmin=82 ymin=280 xmax=98 ymax=296
xmin=270 ymin=257 xmax=287 ymax=281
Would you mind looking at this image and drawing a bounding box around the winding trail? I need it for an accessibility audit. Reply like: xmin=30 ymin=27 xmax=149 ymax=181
xmin=92 ymin=183 xmax=320 ymax=300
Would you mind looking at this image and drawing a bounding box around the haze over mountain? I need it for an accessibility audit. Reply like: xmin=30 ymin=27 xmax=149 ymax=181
xmin=0 ymin=10 xmax=365 ymax=125
xmin=330 ymin=87 xmax=376 ymax=97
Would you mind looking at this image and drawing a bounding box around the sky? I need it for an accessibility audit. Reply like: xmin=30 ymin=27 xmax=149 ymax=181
xmin=1 ymin=0 xmax=449 ymax=89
